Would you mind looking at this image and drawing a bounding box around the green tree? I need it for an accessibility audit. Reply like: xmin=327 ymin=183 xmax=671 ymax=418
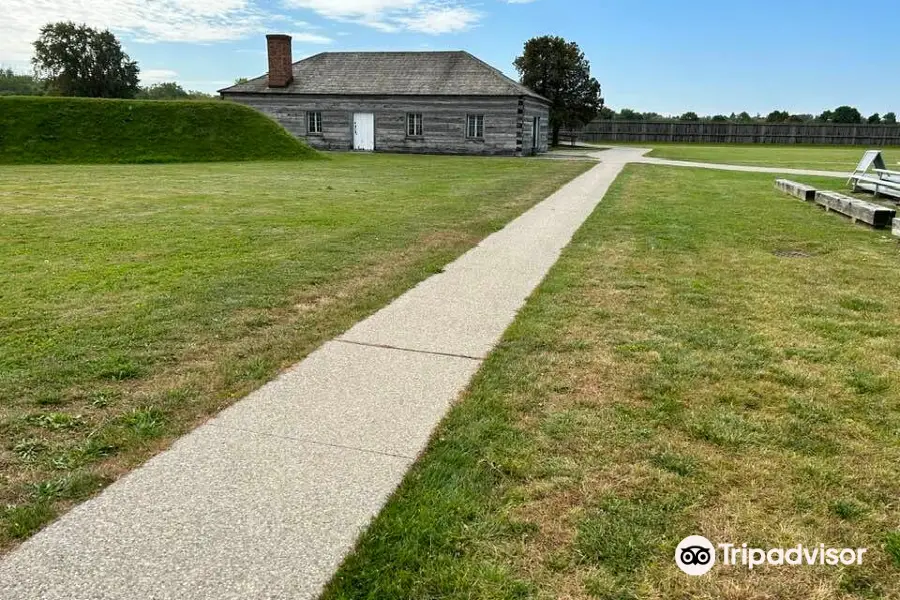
xmin=884 ymin=112 xmax=897 ymax=124
xmin=137 ymin=82 xmax=188 ymax=100
xmin=766 ymin=110 xmax=790 ymax=122
xmin=514 ymin=36 xmax=603 ymax=145
xmin=596 ymin=106 xmax=615 ymax=120
xmin=867 ymin=113 xmax=881 ymax=124
xmin=679 ymin=112 xmax=699 ymax=121
xmin=186 ymin=90 xmax=215 ymax=100
xmin=736 ymin=111 xmax=754 ymax=122
xmin=617 ymin=108 xmax=642 ymax=120
xmin=32 ymin=22 xmax=139 ymax=98
xmin=711 ymin=114 xmax=728 ymax=122
xmin=136 ymin=83 xmax=215 ymax=100
xmin=831 ymin=106 xmax=862 ymax=124
xmin=0 ymin=68 xmax=40 ymax=95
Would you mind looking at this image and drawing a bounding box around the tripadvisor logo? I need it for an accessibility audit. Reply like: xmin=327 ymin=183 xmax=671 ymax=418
xmin=675 ymin=536 xmax=867 ymax=576
xmin=675 ymin=536 xmax=716 ymax=576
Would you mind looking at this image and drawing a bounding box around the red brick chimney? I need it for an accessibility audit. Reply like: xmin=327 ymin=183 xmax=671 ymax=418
xmin=266 ymin=34 xmax=293 ymax=88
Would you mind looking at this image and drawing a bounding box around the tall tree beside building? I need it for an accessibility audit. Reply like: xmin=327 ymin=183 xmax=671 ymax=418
xmin=514 ymin=36 xmax=603 ymax=146
xmin=32 ymin=22 xmax=139 ymax=98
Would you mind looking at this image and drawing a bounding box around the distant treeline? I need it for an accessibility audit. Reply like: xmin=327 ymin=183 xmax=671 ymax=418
xmin=1 ymin=22 xmax=218 ymax=101
xmin=0 ymin=69 xmax=215 ymax=100
xmin=600 ymin=105 xmax=896 ymax=125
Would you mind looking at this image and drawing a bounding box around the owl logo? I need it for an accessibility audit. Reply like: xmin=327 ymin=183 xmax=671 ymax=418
xmin=675 ymin=536 xmax=716 ymax=575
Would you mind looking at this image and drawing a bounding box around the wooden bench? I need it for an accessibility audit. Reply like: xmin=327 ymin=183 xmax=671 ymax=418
xmin=848 ymin=150 xmax=900 ymax=199
xmin=815 ymin=191 xmax=896 ymax=228
xmin=850 ymin=174 xmax=900 ymax=199
xmin=874 ymin=169 xmax=900 ymax=184
xmin=775 ymin=179 xmax=817 ymax=201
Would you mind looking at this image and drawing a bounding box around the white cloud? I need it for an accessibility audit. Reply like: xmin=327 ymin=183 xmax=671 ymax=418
xmin=283 ymin=0 xmax=481 ymax=34
xmin=290 ymin=32 xmax=334 ymax=44
xmin=285 ymin=0 xmax=421 ymax=20
xmin=396 ymin=5 xmax=480 ymax=33
xmin=0 ymin=0 xmax=272 ymax=63
xmin=180 ymin=79 xmax=232 ymax=86
xmin=140 ymin=68 xmax=178 ymax=84
xmin=0 ymin=0 xmax=482 ymax=66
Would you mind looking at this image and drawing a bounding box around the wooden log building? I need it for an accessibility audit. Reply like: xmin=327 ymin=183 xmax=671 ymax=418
xmin=219 ymin=35 xmax=551 ymax=156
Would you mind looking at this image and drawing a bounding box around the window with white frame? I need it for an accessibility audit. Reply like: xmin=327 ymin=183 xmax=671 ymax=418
xmin=308 ymin=111 xmax=322 ymax=134
xmin=466 ymin=114 xmax=484 ymax=139
xmin=407 ymin=113 xmax=423 ymax=137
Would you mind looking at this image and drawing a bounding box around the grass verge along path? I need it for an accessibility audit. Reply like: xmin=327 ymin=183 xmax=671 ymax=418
xmin=325 ymin=164 xmax=900 ymax=599
xmin=641 ymin=144 xmax=900 ymax=171
xmin=0 ymin=153 xmax=591 ymax=551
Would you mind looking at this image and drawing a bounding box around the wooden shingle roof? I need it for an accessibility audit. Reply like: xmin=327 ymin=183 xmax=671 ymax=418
xmin=219 ymin=51 xmax=548 ymax=101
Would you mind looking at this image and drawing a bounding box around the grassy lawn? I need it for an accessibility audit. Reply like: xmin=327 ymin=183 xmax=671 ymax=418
xmin=0 ymin=153 xmax=590 ymax=550
xmin=640 ymin=144 xmax=900 ymax=171
xmin=325 ymin=164 xmax=900 ymax=599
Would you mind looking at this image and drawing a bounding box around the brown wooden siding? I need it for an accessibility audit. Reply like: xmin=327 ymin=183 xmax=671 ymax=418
xmin=223 ymin=93 xmax=549 ymax=156
xmin=522 ymin=98 xmax=550 ymax=155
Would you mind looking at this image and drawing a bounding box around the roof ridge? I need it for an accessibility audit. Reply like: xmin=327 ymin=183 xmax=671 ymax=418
xmin=300 ymin=50 xmax=465 ymax=56
xmin=218 ymin=50 xmax=550 ymax=101
xmin=287 ymin=50 xmax=466 ymax=67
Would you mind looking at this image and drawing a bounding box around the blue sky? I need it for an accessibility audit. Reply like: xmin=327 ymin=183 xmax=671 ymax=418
xmin=3 ymin=0 xmax=897 ymax=117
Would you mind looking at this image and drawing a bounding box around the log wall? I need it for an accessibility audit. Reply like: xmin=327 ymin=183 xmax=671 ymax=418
xmin=224 ymin=93 xmax=550 ymax=156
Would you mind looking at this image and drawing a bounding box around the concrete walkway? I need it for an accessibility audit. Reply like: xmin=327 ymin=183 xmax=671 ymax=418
xmin=0 ymin=149 xmax=638 ymax=600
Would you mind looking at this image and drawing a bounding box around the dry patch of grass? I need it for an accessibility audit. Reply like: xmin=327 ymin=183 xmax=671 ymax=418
xmin=324 ymin=164 xmax=900 ymax=599
xmin=0 ymin=154 xmax=592 ymax=551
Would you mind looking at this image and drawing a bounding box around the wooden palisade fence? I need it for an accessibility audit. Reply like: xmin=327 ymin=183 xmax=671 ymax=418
xmin=576 ymin=121 xmax=900 ymax=145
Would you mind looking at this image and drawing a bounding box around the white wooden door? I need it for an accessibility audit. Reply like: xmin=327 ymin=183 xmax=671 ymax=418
xmin=353 ymin=113 xmax=375 ymax=151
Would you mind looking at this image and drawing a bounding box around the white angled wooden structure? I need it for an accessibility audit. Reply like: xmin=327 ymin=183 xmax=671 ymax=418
xmin=848 ymin=150 xmax=900 ymax=199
